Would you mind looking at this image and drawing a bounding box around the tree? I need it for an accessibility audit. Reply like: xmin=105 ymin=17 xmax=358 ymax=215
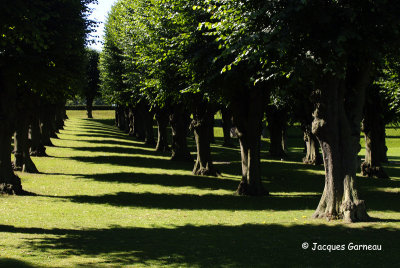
xmin=83 ymin=48 xmax=100 ymax=118
xmin=203 ymin=0 xmax=400 ymax=221
xmin=0 ymin=0 xmax=94 ymax=194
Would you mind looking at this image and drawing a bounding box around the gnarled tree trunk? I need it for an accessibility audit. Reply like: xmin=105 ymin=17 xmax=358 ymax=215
xmin=232 ymin=86 xmax=268 ymax=196
xmin=169 ymin=104 xmax=192 ymax=162
xmin=13 ymin=111 xmax=39 ymax=173
xmin=191 ymin=100 xmax=219 ymax=176
xmin=312 ymin=68 xmax=371 ymax=223
xmin=0 ymin=67 xmax=24 ymax=194
xmin=361 ymin=85 xmax=388 ymax=179
xmin=29 ymin=114 xmax=47 ymax=157
xmin=302 ymin=125 xmax=322 ymax=165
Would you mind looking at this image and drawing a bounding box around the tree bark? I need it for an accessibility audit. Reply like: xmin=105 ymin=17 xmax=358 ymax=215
xmin=115 ymin=106 xmax=119 ymax=127
xmin=39 ymin=104 xmax=54 ymax=146
xmin=128 ymin=106 xmax=135 ymax=137
xmin=155 ymin=107 xmax=170 ymax=152
xmin=232 ymin=86 xmax=268 ymax=196
xmin=302 ymin=125 xmax=322 ymax=165
xmin=361 ymin=85 xmax=388 ymax=179
xmin=13 ymin=111 xmax=39 ymax=173
xmin=133 ymin=104 xmax=146 ymax=140
xmin=142 ymin=104 xmax=156 ymax=146
xmin=122 ymin=107 xmax=130 ymax=134
xmin=209 ymin=112 xmax=216 ymax=144
xmin=29 ymin=114 xmax=47 ymax=157
xmin=86 ymin=96 xmax=94 ymax=119
xmin=169 ymin=104 xmax=192 ymax=162
xmin=221 ymin=105 xmax=234 ymax=147
xmin=266 ymin=105 xmax=287 ymax=158
xmin=49 ymin=105 xmax=59 ymax=136
xmin=55 ymin=104 xmax=65 ymax=132
xmin=191 ymin=100 xmax=219 ymax=176
xmin=0 ymin=67 xmax=24 ymax=194
xmin=312 ymin=67 xmax=371 ymax=223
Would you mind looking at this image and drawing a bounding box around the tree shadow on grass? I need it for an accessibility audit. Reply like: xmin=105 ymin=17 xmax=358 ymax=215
xmin=0 ymin=258 xmax=36 ymax=268
xmin=73 ymin=132 xmax=130 ymax=139
xmin=69 ymin=155 xmax=195 ymax=171
xmin=52 ymin=191 xmax=320 ymax=211
xmin=67 ymin=138 xmax=156 ymax=148
xmin=76 ymin=172 xmax=240 ymax=191
xmin=69 ymin=146 xmax=168 ymax=157
xmin=1 ymin=224 xmax=399 ymax=267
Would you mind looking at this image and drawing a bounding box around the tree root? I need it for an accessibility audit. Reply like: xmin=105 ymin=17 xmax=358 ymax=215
xmin=193 ymin=166 xmax=220 ymax=177
xmin=302 ymin=156 xmax=323 ymax=165
xmin=312 ymin=200 xmax=370 ymax=223
xmin=341 ymin=200 xmax=370 ymax=223
xmin=170 ymin=152 xmax=193 ymax=162
xmin=236 ymin=181 xmax=269 ymax=196
xmin=30 ymin=149 xmax=48 ymax=157
xmin=361 ymin=162 xmax=389 ymax=179
xmin=0 ymin=175 xmax=24 ymax=195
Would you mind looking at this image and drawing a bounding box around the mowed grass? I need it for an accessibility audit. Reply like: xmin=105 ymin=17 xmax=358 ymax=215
xmin=1 ymin=110 xmax=399 ymax=267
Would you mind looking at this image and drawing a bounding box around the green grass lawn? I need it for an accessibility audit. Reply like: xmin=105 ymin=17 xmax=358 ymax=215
xmin=1 ymin=110 xmax=399 ymax=267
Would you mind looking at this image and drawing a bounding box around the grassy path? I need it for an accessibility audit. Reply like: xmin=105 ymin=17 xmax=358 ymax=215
xmin=1 ymin=111 xmax=399 ymax=267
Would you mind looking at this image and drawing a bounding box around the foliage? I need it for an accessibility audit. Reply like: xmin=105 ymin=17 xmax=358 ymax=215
xmin=375 ymin=56 xmax=400 ymax=125
xmin=0 ymin=0 xmax=96 ymax=103
xmin=99 ymin=0 xmax=224 ymax=109
xmin=80 ymin=48 xmax=101 ymax=102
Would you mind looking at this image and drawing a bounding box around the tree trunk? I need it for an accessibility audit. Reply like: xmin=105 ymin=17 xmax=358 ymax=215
xmin=29 ymin=114 xmax=47 ymax=157
xmin=39 ymin=104 xmax=54 ymax=146
xmin=361 ymin=85 xmax=388 ymax=179
xmin=143 ymin=106 xmax=155 ymax=146
xmin=118 ymin=106 xmax=125 ymax=130
xmin=55 ymin=104 xmax=65 ymax=131
xmin=0 ymin=67 xmax=24 ymax=194
xmin=191 ymin=100 xmax=219 ymax=176
xmin=169 ymin=104 xmax=192 ymax=161
xmin=155 ymin=107 xmax=170 ymax=152
xmin=209 ymin=113 xmax=216 ymax=144
xmin=232 ymin=86 xmax=268 ymax=196
xmin=312 ymin=68 xmax=370 ymax=223
xmin=302 ymin=125 xmax=322 ymax=165
xmin=221 ymin=105 xmax=234 ymax=147
xmin=115 ymin=107 xmax=119 ymax=127
xmin=13 ymin=111 xmax=39 ymax=173
xmin=62 ymin=106 xmax=68 ymax=120
xmin=133 ymin=104 xmax=146 ymax=140
xmin=49 ymin=105 xmax=59 ymax=136
xmin=86 ymin=96 xmax=94 ymax=119
xmin=128 ymin=106 xmax=135 ymax=137
xmin=122 ymin=107 xmax=130 ymax=134
xmin=266 ymin=105 xmax=287 ymax=158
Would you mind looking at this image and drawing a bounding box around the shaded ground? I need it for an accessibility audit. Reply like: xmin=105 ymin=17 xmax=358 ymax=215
xmin=1 ymin=110 xmax=399 ymax=267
